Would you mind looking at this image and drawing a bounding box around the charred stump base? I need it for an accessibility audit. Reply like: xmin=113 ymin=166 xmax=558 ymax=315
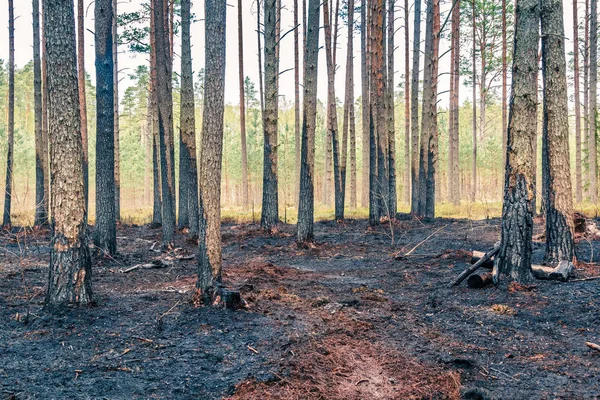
xmin=193 ymin=286 xmax=246 ymax=310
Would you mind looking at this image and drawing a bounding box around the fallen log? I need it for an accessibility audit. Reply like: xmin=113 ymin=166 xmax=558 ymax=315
xmin=470 ymin=251 xmax=495 ymax=270
xmin=452 ymin=242 xmax=501 ymax=286
xmin=122 ymin=259 xmax=174 ymax=273
xmin=586 ymin=342 xmax=600 ymax=352
xmin=467 ymin=272 xmax=493 ymax=289
xmin=531 ymin=261 xmax=574 ymax=281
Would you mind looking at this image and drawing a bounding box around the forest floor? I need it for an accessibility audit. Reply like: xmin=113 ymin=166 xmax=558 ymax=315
xmin=0 ymin=216 xmax=599 ymax=400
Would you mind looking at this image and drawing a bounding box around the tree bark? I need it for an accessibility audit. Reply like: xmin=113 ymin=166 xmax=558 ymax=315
xmin=573 ymin=0 xmax=583 ymax=203
xmin=403 ymin=0 xmax=410 ymax=205
xmin=294 ymin=0 xmax=301 ymax=208
xmin=410 ymin=0 xmax=422 ymax=214
xmin=94 ymin=0 xmax=116 ymax=255
xmin=3 ymin=0 xmax=14 ymax=227
xmin=41 ymin=10 xmax=50 ymax=222
xmin=361 ymin=0 xmax=370 ymax=208
xmin=502 ymin=0 xmax=508 ymax=178
xmin=179 ymin=0 xmax=199 ymax=237
xmin=113 ymin=0 xmax=121 ymax=221
xmin=471 ymin=0 xmax=477 ymax=203
xmin=449 ymin=0 xmax=460 ymax=206
xmin=153 ymin=0 xmax=176 ymax=248
xmin=261 ymin=0 xmax=280 ymax=231
xmin=238 ymin=0 xmax=250 ymax=208
xmin=344 ymin=0 xmax=356 ymax=209
xmin=77 ymin=0 xmax=88 ymax=221
xmin=495 ymin=0 xmax=539 ymax=285
xmin=297 ymin=0 xmax=320 ymax=244
xmin=590 ymin=0 xmax=597 ymax=203
xmin=150 ymin=6 xmax=162 ymax=227
xmin=196 ymin=0 xmax=227 ymax=302
xmin=584 ymin=0 xmax=590 ymax=200
xmin=33 ymin=0 xmax=46 ymax=226
xmin=44 ymin=0 xmax=93 ymax=307
xmin=540 ymin=0 xmax=575 ymax=263
xmin=387 ymin=0 xmax=396 ymax=217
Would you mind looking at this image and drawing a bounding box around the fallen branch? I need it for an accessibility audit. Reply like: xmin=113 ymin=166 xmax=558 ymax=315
xmin=586 ymin=342 xmax=600 ymax=352
xmin=452 ymin=242 xmax=500 ymax=286
xmin=397 ymin=224 xmax=449 ymax=259
xmin=122 ymin=259 xmax=173 ymax=273
xmin=570 ymin=275 xmax=600 ymax=282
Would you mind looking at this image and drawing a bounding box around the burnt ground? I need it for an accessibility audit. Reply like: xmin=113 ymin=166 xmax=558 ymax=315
xmin=0 ymin=217 xmax=599 ymax=400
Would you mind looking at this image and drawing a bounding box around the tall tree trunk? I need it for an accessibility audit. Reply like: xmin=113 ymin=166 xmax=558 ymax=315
xmin=388 ymin=0 xmax=397 ymax=217
xmin=404 ymin=0 xmax=410 ymax=205
xmin=344 ymin=0 xmax=356 ymax=208
xmin=449 ymin=0 xmax=460 ymax=205
xmin=410 ymin=0 xmax=422 ymax=214
xmin=324 ymin=0 xmax=344 ymax=220
xmin=196 ymin=0 xmax=227 ymax=301
xmin=417 ymin=0 xmax=439 ymax=219
xmin=496 ymin=0 xmax=538 ymax=285
xmin=94 ymin=0 xmax=116 ymax=255
xmin=257 ymin=3 xmax=265 ymax=121
xmin=77 ymin=0 xmax=88 ymax=221
xmin=113 ymin=0 xmax=121 ymax=221
xmin=574 ymin=0 xmax=583 ymax=203
xmin=541 ymin=0 xmax=575 ymax=263
xmin=471 ymin=0 xmax=477 ymax=203
xmin=502 ymin=0 xmax=508 ymax=174
xmin=590 ymin=0 xmax=597 ymax=202
xmin=179 ymin=0 xmax=199 ymax=237
xmin=584 ymin=0 xmax=590 ymax=200
xmin=150 ymin=6 xmax=162 ymax=227
xmin=3 ymin=0 xmax=14 ymax=227
xmin=297 ymin=0 xmax=320 ymax=244
xmin=145 ymin=91 xmax=152 ymax=205
xmin=361 ymin=0 xmax=370 ymax=208
xmin=238 ymin=0 xmax=250 ymax=208
xmin=261 ymin=0 xmax=280 ymax=231
xmin=33 ymin=0 xmax=46 ymax=226
xmin=41 ymin=11 xmax=50 ymax=221
xmin=44 ymin=0 xmax=93 ymax=307
xmin=294 ymin=0 xmax=301 ymax=208
xmin=153 ymin=0 xmax=176 ymax=249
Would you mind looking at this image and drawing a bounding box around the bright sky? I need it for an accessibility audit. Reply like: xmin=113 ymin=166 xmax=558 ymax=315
xmin=0 ymin=0 xmax=578 ymax=109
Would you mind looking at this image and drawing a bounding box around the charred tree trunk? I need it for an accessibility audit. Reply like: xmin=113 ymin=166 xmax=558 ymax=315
xmin=590 ymin=0 xmax=597 ymax=203
xmin=153 ymin=0 xmax=176 ymax=249
xmin=403 ymin=0 xmax=410 ymax=204
xmin=77 ymin=0 xmax=88 ymax=221
xmin=261 ymin=0 xmax=280 ymax=231
xmin=196 ymin=0 xmax=227 ymax=302
xmin=94 ymin=0 xmax=116 ymax=255
xmin=540 ymin=0 xmax=575 ymax=263
xmin=387 ymin=0 xmax=397 ymax=217
xmin=3 ymin=0 xmax=14 ymax=227
xmin=33 ymin=0 xmax=46 ymax=226
xmin=573 ymin=0 xmax=583 ymax=203
xmin=179 ymin=0 xmax=199 ymax=237
xmin=410 ymin=0 xmax=422 ymax=214
xmin=297 ymin=0 xmax=320 ymax=244
xmin=44 ymin=0 xmax=93 ymax=307
xmin=495 ymin=0 xmax=539 ymax=285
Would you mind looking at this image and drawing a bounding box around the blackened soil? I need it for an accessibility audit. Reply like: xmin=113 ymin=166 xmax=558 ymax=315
xmin=0 ymin=217 xmax=599 ymax=399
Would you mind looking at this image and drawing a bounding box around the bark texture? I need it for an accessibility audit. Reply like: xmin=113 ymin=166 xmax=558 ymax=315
xmin=197 ymin=0 xmax=227 ymax=301
xmin=590 ymin=0 xmax=597 ymax=203
xmin=540 ymin=0 xmax=575 ymax=263
xmin=44 ymin=0 xmax=93 ymax=307
xmin=573 ymin=0 xmax=583 ymax=203
xmin=34 ymin=0 xmax=46 ymax=226
xmin=77 ymin=0 xmax=88 ymax=220
xmin=94 ymin=0 xmax=116 ymax=255
xmin=238 ymin=0 xmax=250 ymax=208
xmin=361 ymin=0 xmax=370 ymax=208
xmin=297 ymin=0 xmax=320 ymax=244
xmin=410 ymin=0 xmax=422 ymax=214
xmin=3 ymin=0 xmax=15 ymax=227
xmin=496 ymin=0 xmax=539 ymax=284
xmin=448 ymin=0 xmax=460 ymax=205
xmin=113 ymin=0 xmax=121 ymax=221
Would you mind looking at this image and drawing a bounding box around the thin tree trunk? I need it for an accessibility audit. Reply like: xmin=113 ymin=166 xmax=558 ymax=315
xmin=297 ymin=0 xmax=320 ymax=244
xmin=41 ymin=10 xmax=50 ymax=221
xmin=113 ymin=0 xmax=121 ymax=221
xmin=584 ymin=0 xmax=589 ymax=200
xmin=410 ymin=0 xmax=422 ymax=213
xmin=3 ymin=0 xmax=15 ymax=227
xmin=471 ymin=0 xmax=477 ymax=203
xmin=150 ymin=6 xmax=162 ymax=227
xmin=361 ymin=0 xmax=370 ymax=208
xmin=294 ymin=0 xmax=301 ymax=208
xmin=238 ymin=0 xmax=250 ymax=208
xmin=261 ymin=0 xmax=280 ymax=231
xmin=180 ymin=0 xmax=199 ymax=236
xmin=541 ymin=0 xmax=575 ymax=263
xmin=196 ymin=0 xmax=227 ymax=301
xmin=257 ymin=2 xmax=265 ymax=121
xmin=502 ymin=0 xmax=508 ymax=174
xmin=33 ymin=0 xmax=46 ymax=226
xmin=44 ymin=0 xmax=93 ymax=307
xmin=153 ymin=0 xmax=176 ymax=248
xmin=404 ymin=0 xmax=410 ymax=204
xmin=574 ymin=0 xmax=583 ymax=203
xmin=590 ymin=0 xmax=597 ymax=202
xmin=94 ymin=0 xmax=116 ymax=255
xmin=449 ymin=0 xmax=460 ymax=205
xmin=388 ymin=0 xmax=397 ymax=217
xmin=77 ymin=0 xmax=88 ymax=221
xmin=345 ymin=0 xmax=356 ymax=208
xmin=496 ymin=0 xmax=538 ymax=285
